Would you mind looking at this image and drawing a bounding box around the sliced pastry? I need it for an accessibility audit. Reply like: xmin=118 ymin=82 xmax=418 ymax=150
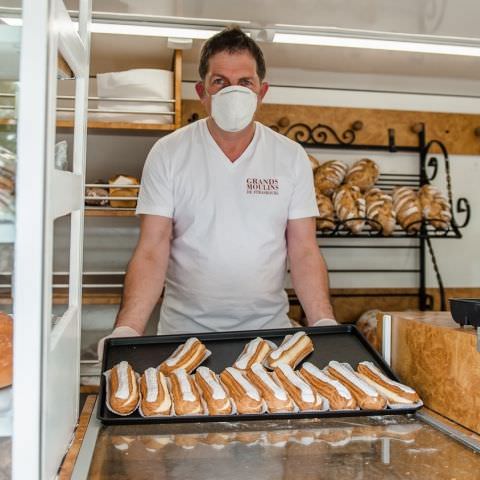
xmin=299 ymin=362 xmax=357 ymax=410
xmin=219 ymin=367 xmax=263 ymax=414
xmin=139 ymin=367 xmax=172 ymax=417
xmin=326 ymin=361 xmax=386 ymax=410
xmin=159 ymin=337 xmax=211 ymax=376
xmin=356 ymin=361 xmax=420 ymax=404
xmin=265 ymin=331 xmax=314 ymax=370
xmin=169 ymin=368 xmax=204 ymax=416
xmin=194 ymin=366 xmax=232 ymax=415
xmin=247 ymin=362 xmax=296 ymax=413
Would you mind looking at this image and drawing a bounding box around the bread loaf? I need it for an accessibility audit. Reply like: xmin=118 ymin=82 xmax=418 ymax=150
xmin=109 ymin=174 xmax=139 ymax=208
xmin=392 ymin=187 xmax=422 ymax=233
xmin=333 ymin=184 xmax=366 ymax=234
xmin=314 ymin=160 xmax=347 ymax=197
xmin=85 ymin=180 xmax=109 ymax=206
xmin=365 ymin=188 xmax=396 ymax=236
xmin=0 ymin=312 xmax=12 ymax=388
xmin=418 ymin=185 xmax=451 ymax=230
xmin=345 ymin=158 xmax=380 ymax=192
xmin=316 ymin=192 xmax=335 ymax=231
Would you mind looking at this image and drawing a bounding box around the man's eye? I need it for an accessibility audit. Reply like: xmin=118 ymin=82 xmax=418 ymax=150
xmin=213 ymin=78 xmax=224 ymax=85
xmin=240 ymin=79 xmax=253 ymax=86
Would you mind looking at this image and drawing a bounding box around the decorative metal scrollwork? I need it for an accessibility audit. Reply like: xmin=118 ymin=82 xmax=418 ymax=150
xmin=455 ymin=198 xmax=471 ymax=228
xmin=269 ymin=122 xmax=357 ymax=146
xmin=426 ymin=157 xmax=438 ymax=181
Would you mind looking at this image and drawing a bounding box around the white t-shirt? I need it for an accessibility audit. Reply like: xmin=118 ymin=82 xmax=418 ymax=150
xmin=136 ymin=119 xmax=319 ymax=334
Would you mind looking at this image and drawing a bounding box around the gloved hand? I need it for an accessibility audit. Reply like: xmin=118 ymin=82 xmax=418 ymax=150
xmin=312 ymin=318 xmax=338 ymax=327
xmin=97 ymin=325 xmax=141 ymax=362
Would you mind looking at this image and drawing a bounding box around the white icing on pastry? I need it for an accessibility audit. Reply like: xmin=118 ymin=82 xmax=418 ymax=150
xmin=234 ymin=337 xmax=263 ymax=370
xmin=145 ymin=367 xmax=159 ymax=403
xmin=166 ymin=338 xmax=199 ymax=366
xmin=270 ymin=331 xmax=306 ymax=360
xmin=359 ymin=361 xmax=416 ymax=393
xmin=197 ymin=366 xmax=226 ymax=400
xmin=302 ymin=362 xmax=351 ymax=400
xmin=251 ymin=363 xmax=287 ymax=401
xmin=225 ymin=367 xmax=260 ymax=401
xmin=173 ymin=368 xmax=196 ymax=402
xmin=277 ymin=362 xmax=314 ymax=402
xmin=115 ymin=361 xmax=131 ymax=400
xmin=329 ymin=361 xmax=379 ymax=397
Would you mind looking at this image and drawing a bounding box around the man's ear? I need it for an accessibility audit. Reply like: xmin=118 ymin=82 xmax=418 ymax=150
xmin=195 ymin=81 xmax=206 ymax=100
xmin=258 ymin=82 xmax=269 ymax=102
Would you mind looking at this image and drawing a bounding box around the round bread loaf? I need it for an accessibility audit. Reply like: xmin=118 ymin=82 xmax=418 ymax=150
xmin=392 ymin=187 xmax=422 ymax=233
xmin=314 ymin=160 xmax=348 ymax=197
xmin=365 ymin=188 xmax=396 ymax=236
xmin=418 ymin=184 xmax=451 ymax=230
xmin=345 ymin=158 xmax=380 ymax=192
xmin=0 ymin=312 xmax=13 ymax=389
xmin=316 ymin=192 xmax=335 ymax=231
xmin=333 ymin=184 xmax=366 ymax=234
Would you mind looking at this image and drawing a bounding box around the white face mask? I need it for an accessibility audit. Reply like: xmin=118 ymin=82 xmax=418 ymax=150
xmin=210 ymin=85 xmax=258 ymax=132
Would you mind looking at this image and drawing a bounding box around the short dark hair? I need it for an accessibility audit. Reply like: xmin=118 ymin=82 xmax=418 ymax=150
xmin=198 ymin=26 xmax=266 ymax=81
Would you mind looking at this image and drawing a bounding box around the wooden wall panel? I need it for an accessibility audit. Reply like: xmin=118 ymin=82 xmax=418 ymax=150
xmin=182 ymin=99 xmax=480 ymax=155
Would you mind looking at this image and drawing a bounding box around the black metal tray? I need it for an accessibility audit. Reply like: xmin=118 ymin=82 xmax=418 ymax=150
xmin=98 ymin=325 xmax=422 ymax=425
xmin=449 ymin=298 xmax=480 ymax=328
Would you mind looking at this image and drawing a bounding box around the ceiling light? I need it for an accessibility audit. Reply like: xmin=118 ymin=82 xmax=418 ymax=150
xmin=90 ymin=22 xmax=218 ymax=39
xmin=273 ymin=32 xmax=480 ymax=57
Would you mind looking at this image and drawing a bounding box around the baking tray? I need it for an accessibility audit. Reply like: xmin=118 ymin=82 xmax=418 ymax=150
xmin=98 ymin=325 xmax=422 ymax=425
xmin=449 ymin=298 xmax=480 ymax=328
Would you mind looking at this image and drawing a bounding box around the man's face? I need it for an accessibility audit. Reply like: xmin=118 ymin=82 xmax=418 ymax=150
xmin=195 ymin=50 xmax=269 ymax=117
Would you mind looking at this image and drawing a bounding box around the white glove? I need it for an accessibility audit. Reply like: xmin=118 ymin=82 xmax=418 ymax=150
xmin=312 ymin=318 xmax=338 ymax=327
xmin=97 ymin=326 xmax=140 ymax=362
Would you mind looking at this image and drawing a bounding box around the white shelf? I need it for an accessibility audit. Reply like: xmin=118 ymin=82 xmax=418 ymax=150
xmin=0 ymin=222 xmax=14 ymax=243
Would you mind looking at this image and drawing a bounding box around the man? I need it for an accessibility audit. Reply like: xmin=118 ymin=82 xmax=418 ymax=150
xmin=98 ymin=26 xmax=335 ymax=356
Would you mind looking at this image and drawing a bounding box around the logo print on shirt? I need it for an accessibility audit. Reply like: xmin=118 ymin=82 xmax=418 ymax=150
xmin=246 ymin=178 xmax=279 ymax=195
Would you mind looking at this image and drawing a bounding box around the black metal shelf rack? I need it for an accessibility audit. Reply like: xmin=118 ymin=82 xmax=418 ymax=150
xmin=274 ymin=122 xmax=471 ymax=311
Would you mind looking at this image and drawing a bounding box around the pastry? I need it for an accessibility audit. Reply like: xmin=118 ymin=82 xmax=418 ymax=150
xmin=139 ymin=367 xmax=172 ymax=417
xmin=233 ymin=337 xmax=273 ymax=370
xmin=392 ymin=187 xmax=422 ymax=233
xmin=344 ymin=158 xmax=380 ymax=192
xmin=316 ymin=192 xmax=335 ymax=231
xmin=314 ymin=160 xmax=348 ymax=197
xmin=299 ymin=362 xmax=357 ymax=410
xmin=356 ymin=361 xmax=420 ymax=404
xmin=170 ymin=368 xmax=204 ymax=416
xmin=365 ymin=188 xmax=396 ymax=236
xmin=274 ymin=362 xmax=324 ymax=411
xmin=85 ymin=179 xmax=109 ymax=206
xmin=326 ymin=361 xmax=386 ymax=410
xmin=265 ymin=331 xmax=314 ymax=370
xmin=0 ymin=312 xmax=13 ymax=388
xmin=308 ymin=154 xmax=320 ymax=170
xmin=107 ymin=361 xmax=139 ymax=415
xmin=356 ymin=309 xmax=381 ymax=351
xmin=159 ymin=337 xmax=211 ymax=376
xmin=333 ymin=184 xmax=366 ymax=234
xmin=219 ymin=367 xmax=263 ymax=414
xmin=109 ymin=174 xmax=139 ymax=208
xmin=194 ymin=366 xmax=232 ymax=415
xmin=247 ymin=362 xmax=296 ymax=413
xmin=418 ymin=184 xmax=451 ymax=230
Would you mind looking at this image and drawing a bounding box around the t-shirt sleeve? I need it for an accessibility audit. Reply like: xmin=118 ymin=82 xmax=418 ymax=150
xmin=135 ymin=143 xmax=174 ymax=217
xmin=288 ymin=147 xmax=320 ymax=219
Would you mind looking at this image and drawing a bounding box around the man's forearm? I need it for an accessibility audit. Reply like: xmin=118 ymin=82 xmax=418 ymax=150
xmin=115 ymin=246 xmax=169 ymax=334
xmin=289 ymin=248 xmax=335 ymax=325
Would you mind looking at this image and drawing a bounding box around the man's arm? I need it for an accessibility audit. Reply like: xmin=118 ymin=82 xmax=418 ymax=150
xmin=287 ymin=217 xmax=335 ymax=325
xmin=114 ymin=214 xmax=172 ymax=334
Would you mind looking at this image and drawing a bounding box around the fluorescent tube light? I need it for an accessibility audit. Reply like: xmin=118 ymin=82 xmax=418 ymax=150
xmin=0 ymin=17 xmax=22 ymax=26
xmin=90 ymin=22 xmax=218 ymax=39
xmin=273 ymin=32 xmax=480 ymax=57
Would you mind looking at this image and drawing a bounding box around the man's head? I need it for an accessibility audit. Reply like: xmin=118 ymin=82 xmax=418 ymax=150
xmin=195 ymin=26 xmax=269 ymax=132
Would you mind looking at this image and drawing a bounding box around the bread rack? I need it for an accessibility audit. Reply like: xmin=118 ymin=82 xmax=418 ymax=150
xmin=271 ymin=121 xmax=471 ymax=311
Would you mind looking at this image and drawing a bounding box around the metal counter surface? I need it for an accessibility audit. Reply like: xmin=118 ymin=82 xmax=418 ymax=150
xmin=86 ymin=414 xmax=480 ymax=479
